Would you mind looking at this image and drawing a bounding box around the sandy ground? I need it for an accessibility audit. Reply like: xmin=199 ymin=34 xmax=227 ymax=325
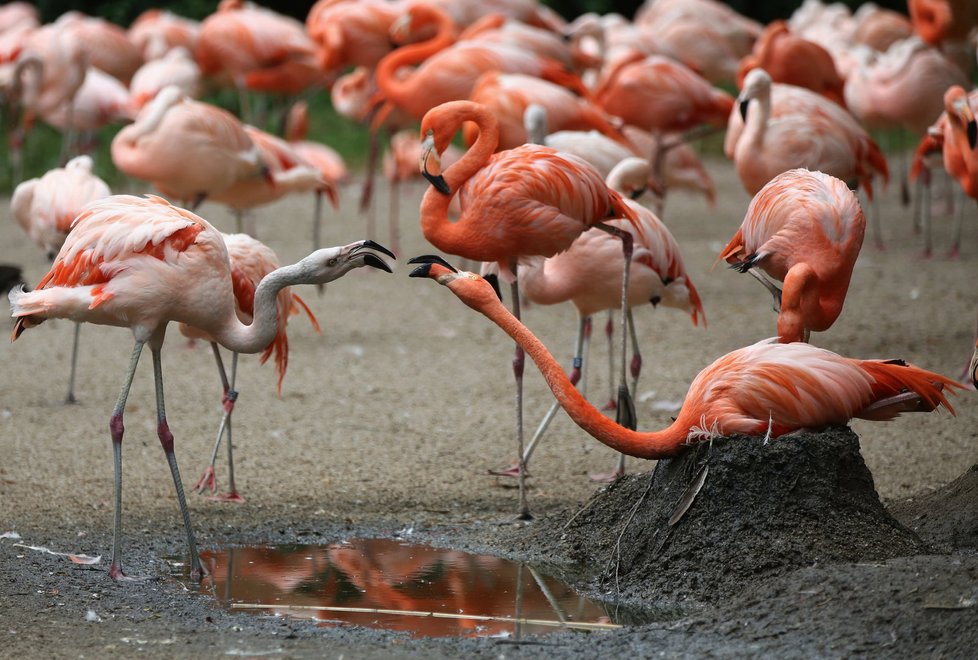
xmin=1 ymin=159 xmax=976 ymax=658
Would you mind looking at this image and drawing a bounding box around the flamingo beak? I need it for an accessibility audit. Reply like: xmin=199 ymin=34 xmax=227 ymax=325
xmin=969 ymin=120 xmax=977 ymax=150
xmin=407 ymin=254 xmax=459 ymax=278
xmin=420 ymin=134 xmax=451 ymax=195
xmin=970 ymin=346 xmax=978 ymax=390
xmin=353 ymin=240 xmax=396 ymax=272
xmin=738 ymin=97 xmax=750 ymax=122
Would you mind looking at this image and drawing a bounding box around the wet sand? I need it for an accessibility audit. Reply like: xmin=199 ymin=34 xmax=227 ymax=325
xmin=1 ymin=159 xmax=976 ymax=657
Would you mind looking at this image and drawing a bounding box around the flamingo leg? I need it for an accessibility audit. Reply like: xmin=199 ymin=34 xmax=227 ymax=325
xmin=601 ymin=311 xmax=616 ymax=410
xmin=591 ymin=308 xmax=640 ymax=483
xmin=948 ymin=195 xmax=972 ymax=259
xmin=108 ymin=341 xmax=143 ymax=581
xmin=193 ymin=343 xmax=231 ymax=494
xmin=921 ymin=168 xmax=933 ymax=258
xmin=64 ymin=322 xmax=81 ymax=404
xmin=150 ymin=347 xmax=203 ymax=580
xmin=389 ymin=177 xmax=401 ymax=257
xmin=509 ymin=259 xmax=532 ymax=521
xmin=491 ymin=314 xmax=590 ymax=477
xmin=212 ymin=351 xmax=243 ymax=503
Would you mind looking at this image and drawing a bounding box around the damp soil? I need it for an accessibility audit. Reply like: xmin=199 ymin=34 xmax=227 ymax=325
xmin=2 ymin=161 xmax=977 ymax=658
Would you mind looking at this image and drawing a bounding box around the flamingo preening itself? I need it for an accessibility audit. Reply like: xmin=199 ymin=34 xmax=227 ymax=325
xmin=9 ymin=194 xmax=395 ymax=580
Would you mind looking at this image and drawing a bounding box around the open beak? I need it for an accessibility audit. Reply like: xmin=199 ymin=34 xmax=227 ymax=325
xmin=353 ymin=240 xmax=396 ymax=272
xmin=420 ymin=133 xmax=451 ymax=195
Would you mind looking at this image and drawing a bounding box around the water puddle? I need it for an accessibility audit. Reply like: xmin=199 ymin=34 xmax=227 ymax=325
xmin=183 ymin=538 xmax=655 ymax=638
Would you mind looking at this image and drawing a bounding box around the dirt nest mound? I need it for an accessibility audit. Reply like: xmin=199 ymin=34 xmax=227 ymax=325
xmin=891 ymin=463 xmax=978 ymax=549
xmin=517 ymin=427 xmax=928 ymax=604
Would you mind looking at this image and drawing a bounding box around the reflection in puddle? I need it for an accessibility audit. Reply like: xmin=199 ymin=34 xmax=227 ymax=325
xmin=188 ymin=538 xmax=652 ymax=638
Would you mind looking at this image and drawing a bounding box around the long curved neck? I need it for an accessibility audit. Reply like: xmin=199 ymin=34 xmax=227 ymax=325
xmin=210 ymin=263 xmax=302 ymax=354
xmin=743 ymin=92 xmax=770 ymax=148
xmin=376 ymin=6 xmax=456 ymax=107
xmin=470 ymin=284 xmax=689 ymax=459
xmin=419 ymin=105 xmax=499 ymax=252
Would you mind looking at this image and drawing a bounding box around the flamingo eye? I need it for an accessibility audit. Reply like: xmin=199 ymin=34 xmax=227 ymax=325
xmin=327 ymin=258 xmax=338 ymax=266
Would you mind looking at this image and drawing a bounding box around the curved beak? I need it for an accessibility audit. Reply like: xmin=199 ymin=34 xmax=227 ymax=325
xmin=353 ymin=240 xmax=396 ymax=272
xmin=420 ymin=134 xmax=451 ymax=195
xmin=970 ymin=345 xmax=978 ymax=390
xmin=969 ymin=120 xmax=977 ymax=150
xmin=407 ymin=254 xmax=458 ymax=278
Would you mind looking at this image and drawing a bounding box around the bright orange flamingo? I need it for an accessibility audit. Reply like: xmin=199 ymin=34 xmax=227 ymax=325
xmin=111 ymin=86 xmax=267 ymax=209
xmin=737 ymin=20 xmax=845 ymax=107
xmin=8 ymin=194 xmax=395 ymax=580
xmin=730 ymin=68 xmax=889 ymax=247
xmin=418 ymin=99 xmax=642 ymax=518
xmin=184 ymin=233 xmax=320 ymax=503
xmin=409 ymin=255 xmax=959 ymax=461
xmin=492 ymin=157 xmax=704 ymax=482
xmin=306 ymin=0 xmax=404 ymax=73
xmin=718 ymin=169 xmax=865 ymax=344
xmin=11 ymin=155 xmax=111 ymax=403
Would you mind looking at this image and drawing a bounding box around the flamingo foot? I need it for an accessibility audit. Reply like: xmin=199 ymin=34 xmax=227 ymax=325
xmin=63 ymin=393 xmax=79 ymax=405
xmin=588 ymin=466 xmax=625 ymax=483
xmin=108 ymin=563 xmax=148 ymax=582
xmin=207 ymin=491 xmax=245 ymax=504
xmin=600 ymin=399 xmax=617 ymax=411
xmin=946 ymin=246 xmax=961 ymax=260
xmin=488 ymin=461 xmax=528 ymax=479
xmin=192 ymin=466 xmax=217 ymax=494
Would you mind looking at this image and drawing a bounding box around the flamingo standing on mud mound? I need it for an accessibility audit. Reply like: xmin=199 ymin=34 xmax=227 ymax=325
xmin=491 ymin=157 xmax=705 ymax=483
xmin=182 ymin=233 xmax=321 ymax=503
xmin=718 ymin=169 xmax=865 ymax=344
xmin=418 ymin=100 xmax=643 ymax=519
xmin=11 ymin=155 xmax=112 ymax=403
xmin=8 ymin=194 xmax=395 ymax=580
xmin=409 ymin=256 xmax=959 ymax=461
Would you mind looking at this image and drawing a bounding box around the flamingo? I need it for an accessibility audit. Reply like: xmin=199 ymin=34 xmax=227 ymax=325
xmin=306 ymin=0 xmax=404 ymax=73
xmin=730 ymin=68 xmax=889 ymax=247
xmin=718 ymin=169 xmax=865 ymax=344
xmin=111 ymin=86 xmax=266 ymax=209
xmin=129 ymin=47 xmax=203 ymax=111
xmin=492 ymin=157 xmax=704 ymax=482
xmin=408 ymin=255 xmax=959 ymax=463
xmin=128 ymin=8 xmax=201 ymax=60
xmin=40 ymin=67 xmax=134 ymax=157
xmin=908 ymin=0 xmax=978 ymax=46
xmin=55 ymin=12 xmax=144 ymax=85
xmin=8 ymin=194 xmax=395 ymax=580
xmin=969 ymin=338 xmax=978 ymax=389
xmin=418 ymin=99 xmax=642 ymax=519
xmin=183 ymin=233 xmax=320 ymax=502
xmin=464 ymin=71 xmax=626 ymax=152
xmin=852 ymin=3 xmax=913 ymax=52
xmin=736 ymin=20 xmax=846 ymax=107
xmin=11 ymin=155 xmax=111 ymax=403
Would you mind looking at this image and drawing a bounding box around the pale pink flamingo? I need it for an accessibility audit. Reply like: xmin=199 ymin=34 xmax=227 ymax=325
xmin=306 ymin=0 xmax=404 ymax=73
xmin=41 ymin=67 xmax=134 ymax=156
xmin=852 ymin=3 xmax=913 ymax=51
xmin=129 ymin=47 xmax=202 ymax=111
xmin=209 ymin=123 xmax=338 ymax=251
xmin=492 ymin=157 xmax=704 ymax=482
xmin=111 ymin=86 xmax=266 ymax=208
xmin=55 ymin=12 xmax=144 ymax=84
xmin=719 ymin=169 xmax=865 ymax=344
xmin=0 ymin=2 xmax=37 ymax=34
xmin=730 ymin=69 xmax=889 ymax=247
xmin=8 ymin=194 xmax=395 ymax=580
xmin=417 ymin=100 xmax=644 ymax=518
xmin=11 ymin=155 xmax=111 ymax=403
xmin=183 ymin=233 xmax=320 ymax=502
xmin=128 ymin=9 xmax=201 ymax=60
xmin=409 ymin=256 xmax=959 ymax=463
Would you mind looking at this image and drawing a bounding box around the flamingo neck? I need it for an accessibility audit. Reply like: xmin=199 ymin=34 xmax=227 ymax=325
xmin=744 ymin=93 xmax=771 ymax=148
xmin=419 ymin=105 xmax=500 ymax=254
xmin=470 ymin=283 xmax=689 ymax=459
xmin=210 ymin=263 xmax=301 ymax=355
xmin=376 ymin=7 xmax=456 ymax=108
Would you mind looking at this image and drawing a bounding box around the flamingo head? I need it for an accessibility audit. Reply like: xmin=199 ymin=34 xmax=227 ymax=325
xmin=738 ymin=68 xmax=772 ymax=121
xmin=945 ymin=88 xmax=977 ymax=150
xmin=419 ymin=129 xmax=451 ymax=195
xmin=408 ymin=255 xmax=503 ymax=307
xmin=297 ymin=240 xmax=396 ymax=284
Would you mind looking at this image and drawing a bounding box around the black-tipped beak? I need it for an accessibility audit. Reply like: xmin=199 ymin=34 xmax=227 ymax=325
xmin=423 ymin=170 xmax=451 ymax=195
xmin=482 ymin=272 xmax=503 ymax=301
xmin=363 ymin=254 xmax=393 ymax=273
xmin=968 ymin=120 xmax=977 ymax=150
xmin=407 ymin=254 xmax=458 ymax=276
xmin=738 ymin=98 xmax=750 ymax=122
xmin=360 ymin=239 xmax=396 ymax=261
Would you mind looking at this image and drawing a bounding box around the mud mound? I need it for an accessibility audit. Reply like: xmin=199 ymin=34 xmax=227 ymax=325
xmin=890 ymin=464 xmax=978 ymax=549
xmin=519 ymin=427 xmax=927 ymax=604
